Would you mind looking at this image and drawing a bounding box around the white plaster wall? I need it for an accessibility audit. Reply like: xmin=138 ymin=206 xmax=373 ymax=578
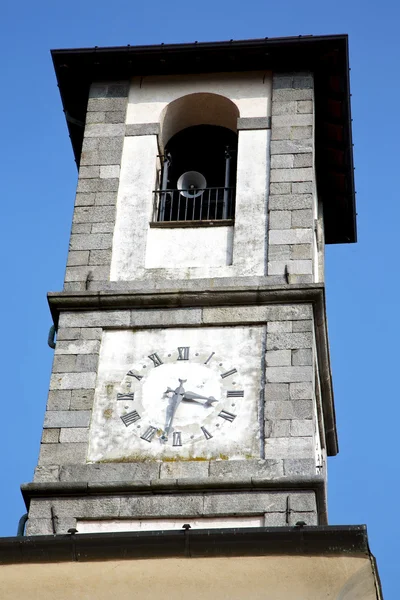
xmin=145 ymin=226 xmax=233 ymax=268
xmin=110 ymin=135 xmax=158 ymax=280
xmin=77 ymin=516 xmax=262 ymax=534
xmin=126 ymin=72 xmax=272 ymax=125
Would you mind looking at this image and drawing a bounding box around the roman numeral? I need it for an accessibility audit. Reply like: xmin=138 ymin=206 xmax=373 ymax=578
xmin=117 ymin=392 xmax=134 ymax=401
xmin=221 ymin=368 xmax=237 ymax=379
xmin=218 ymin=410 xmax=237 ymax=422
xmin=201 ymin=426 xmax=213 ymax=440
xmin=204 ymin=352 xmax=215 ymax=365
xmin=177 ymin=347 xmax=190 ymax=361
xmin=121 ymin=410 xmax=141 ymax=427
xmin=140 ymin=426 xmax=157 ymax=442
xmin=127 ymin=371 xmax=143 ymax=381
xmin=173 ymin=432 xmax=182 ymax=446
xmin=227 ymin=390 xmax=244 ymax=398
xmin=148 ymin=353 xmax=163 ymax=367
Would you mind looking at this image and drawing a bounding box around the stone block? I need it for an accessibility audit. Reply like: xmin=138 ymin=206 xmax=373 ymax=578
xmin=33 ymin=465 xmax=60 ymax=482
xmin=271 ymin=126 xmax=291 ymax=140
xmin=63 ymin=282 xmax=85 ymax=291
xmin=270 ymin=182 xmax=291 ymax=195
xmin=291 ymin=209 xmax=313 ymax=228
xmin=291 ymin=126 xmax=313 ymax=140
xmin=64 ymin=265 xmax=110 ymax=283
xmin=269 ymin=211 xmax=291 ymax=230
xmin=292 ymin=182 xmax=313 ymax=194
xmin=263 ymin=512 xmax=287 ymax=526
xmin=67 ymin=251 xmax=90 ymax=267
xmin=267 ymin=245 xmax=290 ymax=261
xmin=267 ymin=332 xmax=313 ymax=350
xmin=60 ymin=461 xmax=159 ymax=483
xmin=73 ymin=205 xmax=116 ymax=224
xmin=71 ymin=223 xmax=92 ymax=234
xmin=293 ymin=153 xmax=313 ymax=168
xmin=100 ymin=165 xmax=120 ymax=178
xmin=272 ymin=101 xmax=296 ymax=116
xmin=297 ymin=100 xmax=313 ymax=114
xmin=76 ymin=354 xmax=99 ymax=372
xmin=91 ymin=222 xmax=115 ymax=233
xmin=265 ymin=366 xmax=313 ymax=383
xmin=79 ymin=166 xmax=100 ymax=179
xmin=264 ymin=383 xmax=289 ymax=401
xmin=60 ymin=428 xmax=90 ymax=443
xmin=269 ymin=228 xmax=313 ymax=245
xmin=160 ymin=461 xmax=209 ymax=480
xmin=271 ymin=139 xmax=312 ymax=155
xmin=55 ymin=517 xmax=78 ymax=534
xmin=87 ymin=98 xmax=128 ymax=112
xmin=55 ymin=340 xmax=100 ymax=355
xmin=130 ymin=308 xmax=202 ymax=328
xmin=209 ymin=459 xmax=284 ymax=479
xmin=42 ymin=428 xmax=60 ymax=443
xmin=283 ymin=459 xmax=315 ymax=476
xmin=52 ymin=355 xmax=77 ymax=373
xmin=50 ymin=372 xmax=97 ymax=391
xmin=292 ymin=348 xmax=313 ymax=366
xmin=289 ymin=511 xmax=318 ymax=526
xmin=119 ymin=495 xmax=203 ymax=518
xmin=69 ymin=233 xmax=113 ymax=251
xmin=266 ymin=420 xmax=291 ymax=438
xmin=203 ymin=303 xmax=311 ymax=325
xmin=267 ymin=260 xmax=313 ymax=275
xmin=265 ymin=400 xmax=313 ymax=420
xmin=237 ymin=116 xmax=271 ymax=130
xmin=85 ymin=123 xmax=125 ymax=138
xmin=51 ymin=497 xmax=121 ymax=519
xmin=94 ymin=192 xmax=117 ymax=205
xmin=265 ymin=350 xmax=291 ymax=367
xmin=47 ymin=390 xmax=71 ymax=411
xmin=85 ymin=111 xmax=105 ymax=124
xmin=293 ymin=75 xmax=313 ymax=89
xmin=273 ymin=89 xmax=313 ymax=102
xmin=44 ymin=410 xmax=91 ymax=428
xmin=290 ymin=382 xmax=313 ymax=400
xmin=70 ymin=389 xmax=95 ymax=410
xmin=273 ymin=76 xmax=293 ymax=89
xmin=291 ymin=419 xmax=314 ymax=437
xmin=59 ymin=310 xmax=130 ymax=328
xmin=291 ymin=244 xmax=313 ymax=259
xmin=81 ymin=328 xmax=103 ymax=340
xmin=204 ymin=492 xmax=287 ymax=515
xmin=88 ymin=82 xmax=128 ymax=99
xmin=264 ymin=436 xmax=314 ymax=459
xmin=25 ymin=518 xmax=53 ymax=536
xmin=269 ymin=194 xmax=313 ymax=211
xmin=38 ymin=443 xmax=88 ymax=465
xmin=272 ymin=114 xmax=313 ymax=127
xmin=292 ymin=320 xmax=313 ymax=332
xmin=270 ymin=167 xmax=313 ymax=184
xmin=271 ymin=154 xmax=294 ymax=169
xmin=77 ymin=178 xmax=119 ymax=194
xmin=125 ymin=123 xmax=160 ymax=136
xmin=105 ymin=111 xmax=126 ymax=123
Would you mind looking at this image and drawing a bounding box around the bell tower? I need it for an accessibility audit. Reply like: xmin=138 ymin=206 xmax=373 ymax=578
xmin=23 ymin=36 xmax=356 ymax=536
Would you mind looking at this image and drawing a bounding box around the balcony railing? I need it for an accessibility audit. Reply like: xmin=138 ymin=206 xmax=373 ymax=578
xmin=152 ymin=187 xmax=235 ymax=223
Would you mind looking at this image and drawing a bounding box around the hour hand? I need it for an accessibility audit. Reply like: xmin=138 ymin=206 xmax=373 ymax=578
xmin=182 ymin=391 xmax=217 ymax=406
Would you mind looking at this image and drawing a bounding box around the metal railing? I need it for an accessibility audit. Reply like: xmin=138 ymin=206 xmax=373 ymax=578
xmin=152 ymin=187 xmax=235 ymax=223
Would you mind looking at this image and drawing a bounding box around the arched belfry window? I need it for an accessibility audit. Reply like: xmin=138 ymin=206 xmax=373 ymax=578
xmin=153 ymin=93 xmax=239 ymax=224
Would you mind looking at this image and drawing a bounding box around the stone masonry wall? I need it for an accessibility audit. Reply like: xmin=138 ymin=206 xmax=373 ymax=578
xmin=64 ymin=82 xmax=129 ymax=292
xmin=268 ymin=74 xmax=316 ymax=283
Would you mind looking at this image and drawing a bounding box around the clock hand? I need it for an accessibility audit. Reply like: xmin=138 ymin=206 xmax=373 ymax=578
xmin=182 ymin=391 xmax=217 ymax=406
xmin=161 ymin=379 xmax=187 ymax=441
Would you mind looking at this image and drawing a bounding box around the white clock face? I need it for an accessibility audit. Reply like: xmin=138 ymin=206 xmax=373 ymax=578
xmin=88 ymin=327 xmax=263 ymax=462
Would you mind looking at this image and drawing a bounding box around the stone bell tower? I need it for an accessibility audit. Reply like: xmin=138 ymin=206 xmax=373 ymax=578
xmin=23 ymin=36 xmax=356 ymax=536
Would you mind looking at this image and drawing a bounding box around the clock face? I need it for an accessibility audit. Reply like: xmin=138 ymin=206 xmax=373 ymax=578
xmin=116 ymin=347 xmax=244 ymax=447
xmin=87 ymin=327 xmax=263 ymax=462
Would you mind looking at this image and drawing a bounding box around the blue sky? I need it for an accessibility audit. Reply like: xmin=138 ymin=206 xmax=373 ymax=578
xmin=1 ymin=0 xmax=398 ymax=596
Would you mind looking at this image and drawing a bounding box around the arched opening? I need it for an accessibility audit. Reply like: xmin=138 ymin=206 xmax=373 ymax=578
xmin=153 ymin=94 xmax=239 ymax=224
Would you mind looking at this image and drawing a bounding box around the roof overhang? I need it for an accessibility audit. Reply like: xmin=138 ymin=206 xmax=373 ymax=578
xmin=51 ymin=35 xmax=356 ymax=244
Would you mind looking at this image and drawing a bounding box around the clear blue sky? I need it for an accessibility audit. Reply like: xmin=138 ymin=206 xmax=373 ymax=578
xmin=1 ymin=0 xmax=398 ymax=597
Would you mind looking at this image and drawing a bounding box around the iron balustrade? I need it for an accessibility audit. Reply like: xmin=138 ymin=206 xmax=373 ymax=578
xmin=153 ymin=187 xmax=235 ymax=223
